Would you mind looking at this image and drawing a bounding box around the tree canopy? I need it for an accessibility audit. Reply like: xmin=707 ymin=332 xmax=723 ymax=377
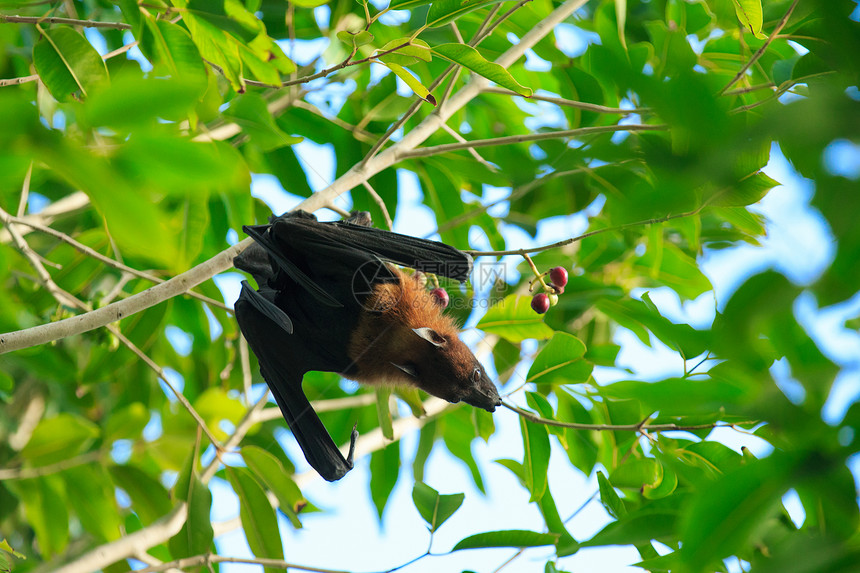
xmin=1 ymin=0 xmax=859 ymax=571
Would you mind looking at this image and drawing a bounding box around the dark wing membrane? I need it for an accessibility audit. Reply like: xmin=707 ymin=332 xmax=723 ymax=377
xmin=238 ymin=281 xmax=293 ymax=334
xmin=235 ymin=296 xmax=356 ymax=482
xmin=330 ymin=221 xmax=473 ymax=281
xmin=243 ymin=223 xmax=344 ymax=308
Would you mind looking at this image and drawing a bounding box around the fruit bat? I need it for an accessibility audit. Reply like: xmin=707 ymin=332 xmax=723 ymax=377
xmin=233 ymin=210 xmax=501 ymax=481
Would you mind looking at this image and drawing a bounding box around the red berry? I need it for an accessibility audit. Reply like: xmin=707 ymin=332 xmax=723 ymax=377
xmin=430 ymin=288 xmax=449 ymax=308
xmin=549 ymin=283 xmax=565 ymax=295
xmin=531 ymin=293 xmax=550 ymax=314
xmin=549 ymin=266 xmax=568 ymax=288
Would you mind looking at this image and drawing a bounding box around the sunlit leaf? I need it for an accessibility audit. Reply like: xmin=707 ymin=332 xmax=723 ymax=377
xmin=227 ymin=466 xmax=284 ymax=570
xmin=431 ymin=44 xmax=532 ymax=96
xmin=452 ymin=529 xmax=560 ymax=551
xmin=425 ymin=0 xmax=509 ymax=28
xmin=412 ymin=482 xmax=465 ymax=532
xmin=477 ymin=295 xmax=554 ymax=342
xmin=32 ymin=26 xmax=107 ymax=102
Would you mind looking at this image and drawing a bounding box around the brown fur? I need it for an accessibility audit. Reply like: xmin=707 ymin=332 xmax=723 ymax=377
xmin=347 ymin=269 xmax=475 ymax=398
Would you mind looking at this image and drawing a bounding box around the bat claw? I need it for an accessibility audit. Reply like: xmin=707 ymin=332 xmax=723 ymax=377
xmin=346 ymin=424 xmax=359 ymax=468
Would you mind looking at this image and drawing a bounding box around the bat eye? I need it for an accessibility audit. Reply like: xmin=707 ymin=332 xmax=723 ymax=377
xmin=472 ymin=367 xmax=481 ymax=383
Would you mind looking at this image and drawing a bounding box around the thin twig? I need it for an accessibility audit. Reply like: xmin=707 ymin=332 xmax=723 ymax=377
xmin=439 ymin=122 xmax=498 ymax=172
xmin=362 ymin=181 xmax=394 ymax=230
xmin=398 ymin=124 xmax=666 ymax=160
xmin=0 ymin=450 xmax=103 ymax=480
xmin=0 ymin=14 xmax=131 ymax=29
xmin=6 ymin=215 xmax=230 ymax=310
xmin=482 ymin=86 xmax=649 ymax=114
xmin=503 ymin=402 xmax=757 ymax=433
xmin=434 ymin=159 xmax=636 ymax=236
xmin=111 ymin=326 xmax=225 ymax=450
xmin=16 ymin=163 xmax=32 ymax=218
xmin=467 ymin=206 xmax=701 ymax=257
xmin=719 ymin=0 xmax=799 ymax=95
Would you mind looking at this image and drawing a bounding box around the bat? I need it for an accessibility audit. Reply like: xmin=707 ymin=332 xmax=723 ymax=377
xmin=233 ymin=210 xmax=501 ymax=481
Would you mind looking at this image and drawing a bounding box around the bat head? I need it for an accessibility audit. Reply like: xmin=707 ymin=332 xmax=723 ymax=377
xmin=402 ymin=327 xmax=502 ymax=412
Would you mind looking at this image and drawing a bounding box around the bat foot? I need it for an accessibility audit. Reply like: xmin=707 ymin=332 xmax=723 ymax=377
xmin=346 ymin=423 xmax=359 ymax=468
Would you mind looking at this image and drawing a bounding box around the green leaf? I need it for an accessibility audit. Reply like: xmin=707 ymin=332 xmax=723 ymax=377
xmin=169 ymin=453 xmax=214 ymax=560
xmin=535 ymin=486 xmax=579 ymax=557
xmin=8 ymin=477 xmax=68 ymax=557
xmin=633 ymin=243 xmax=712 ymax=300
xmin=84 ymin=75 xmax=207 ymax=128
xmin=108 ymin=465 xmax=172 ymax=526
xmin=600 ymin=376 xmax=753 ymax=415
xmin=194 ymin=388 xmax=246 ymax=441
xmin=376 ymin=387 xmax=395 ymax=440
xmin=61 ymin=465 xmax=122 ymax=542
xmin=411 ymin=482 xmax=466 ymax=532
xmin=597 ymin=471 xmax=627 ymax=519
xmin=412 ymin=421 xmax=437 ymax=483
xmin=226 ymin=466 xmax=284 ymax=570
xmin=104 ymin=403 xmax=150 ymax=442
xmin=370 ymin=444 xmax=401 ymax=519
xmin=713 ymin=171 xmax=780 ymax=207
xmin=477 ymin=295 xmax=555 ymax=343
xmin=609 ymin=458 xmax=663 ymax=490
xmin=520 ymin=416 xmax=550 ymax=502
xmin=384 ymin=62 xmax=437 ymax=105
xmin=140 ymin=17 xmax=207 ymax=90
xmin=20 ymin=414 xmax=99 ymax=466
xmin=377 ymin=38 xmax=432 ymax=66
xmin=224 ymin=92 xmax=303 ymax=150
xmin=291 ymin=0 xmax=330 ymax=7
xmin=425 ymin=0 xmax=509 ymax=28
xmin=388 ymin=0 xmax=432 ymax=9
xmin=583 ymin=510 xmax=679 ymax=547
xmin=32 ymin=26 xmax=108 ymax=102
xmin=337 ymin=30 xmax=374 ymax=49
xmin=431 ymin=44 xmax=533 ymax=96
xmin=241 ymin=446 xmax=306 ymax=528
xmin=679 ymin=453 xmax=802 ymax=568
xmin=185 ymin=0 xmax=263 ymax=42
xmin=452 ymin=529 xmax=560 ymax=551
xmin=394 ymin=387 xmax=427 ymax=417
xmin=732 ymin=0 xmax=766 ymax=39
xmin=527 ymin=332 xmax=592 ymax=386
xmin=0 ymin=539 xmax=25 ymax=560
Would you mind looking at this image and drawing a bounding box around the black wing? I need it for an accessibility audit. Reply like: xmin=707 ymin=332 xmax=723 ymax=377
xmin=235 ymin=288 xmax=357 ymax=482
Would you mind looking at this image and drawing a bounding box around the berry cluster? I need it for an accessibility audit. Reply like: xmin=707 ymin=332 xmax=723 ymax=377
xmin=530 ymin=266 xmax=568 ymax=314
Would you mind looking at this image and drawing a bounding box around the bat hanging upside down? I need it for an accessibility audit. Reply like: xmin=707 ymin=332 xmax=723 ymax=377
xmin=233 ymin=210 xmax=501 ymax=481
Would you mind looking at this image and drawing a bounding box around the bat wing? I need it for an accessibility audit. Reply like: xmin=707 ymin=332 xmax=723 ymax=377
xmin=235 ymin=289 xmax=357 ymax=482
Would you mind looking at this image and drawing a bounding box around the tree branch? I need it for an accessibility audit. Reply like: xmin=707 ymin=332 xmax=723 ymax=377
xmin=135 ymin=554 xmax=350 ymax=573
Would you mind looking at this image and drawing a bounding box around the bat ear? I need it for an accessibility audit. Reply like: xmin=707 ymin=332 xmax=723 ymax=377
xmin=412 ymin=327 xmax=447 ymax=347
xmin=391 ymin=362 xmax=417 ymax=378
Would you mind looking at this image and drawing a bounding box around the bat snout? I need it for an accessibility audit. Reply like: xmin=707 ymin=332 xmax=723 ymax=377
xmin=462 ymin=384 xmax=502 ymax=413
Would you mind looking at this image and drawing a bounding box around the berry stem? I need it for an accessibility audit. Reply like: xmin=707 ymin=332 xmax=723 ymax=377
xmin=523 ymin=254 xmax=550 ymax=292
